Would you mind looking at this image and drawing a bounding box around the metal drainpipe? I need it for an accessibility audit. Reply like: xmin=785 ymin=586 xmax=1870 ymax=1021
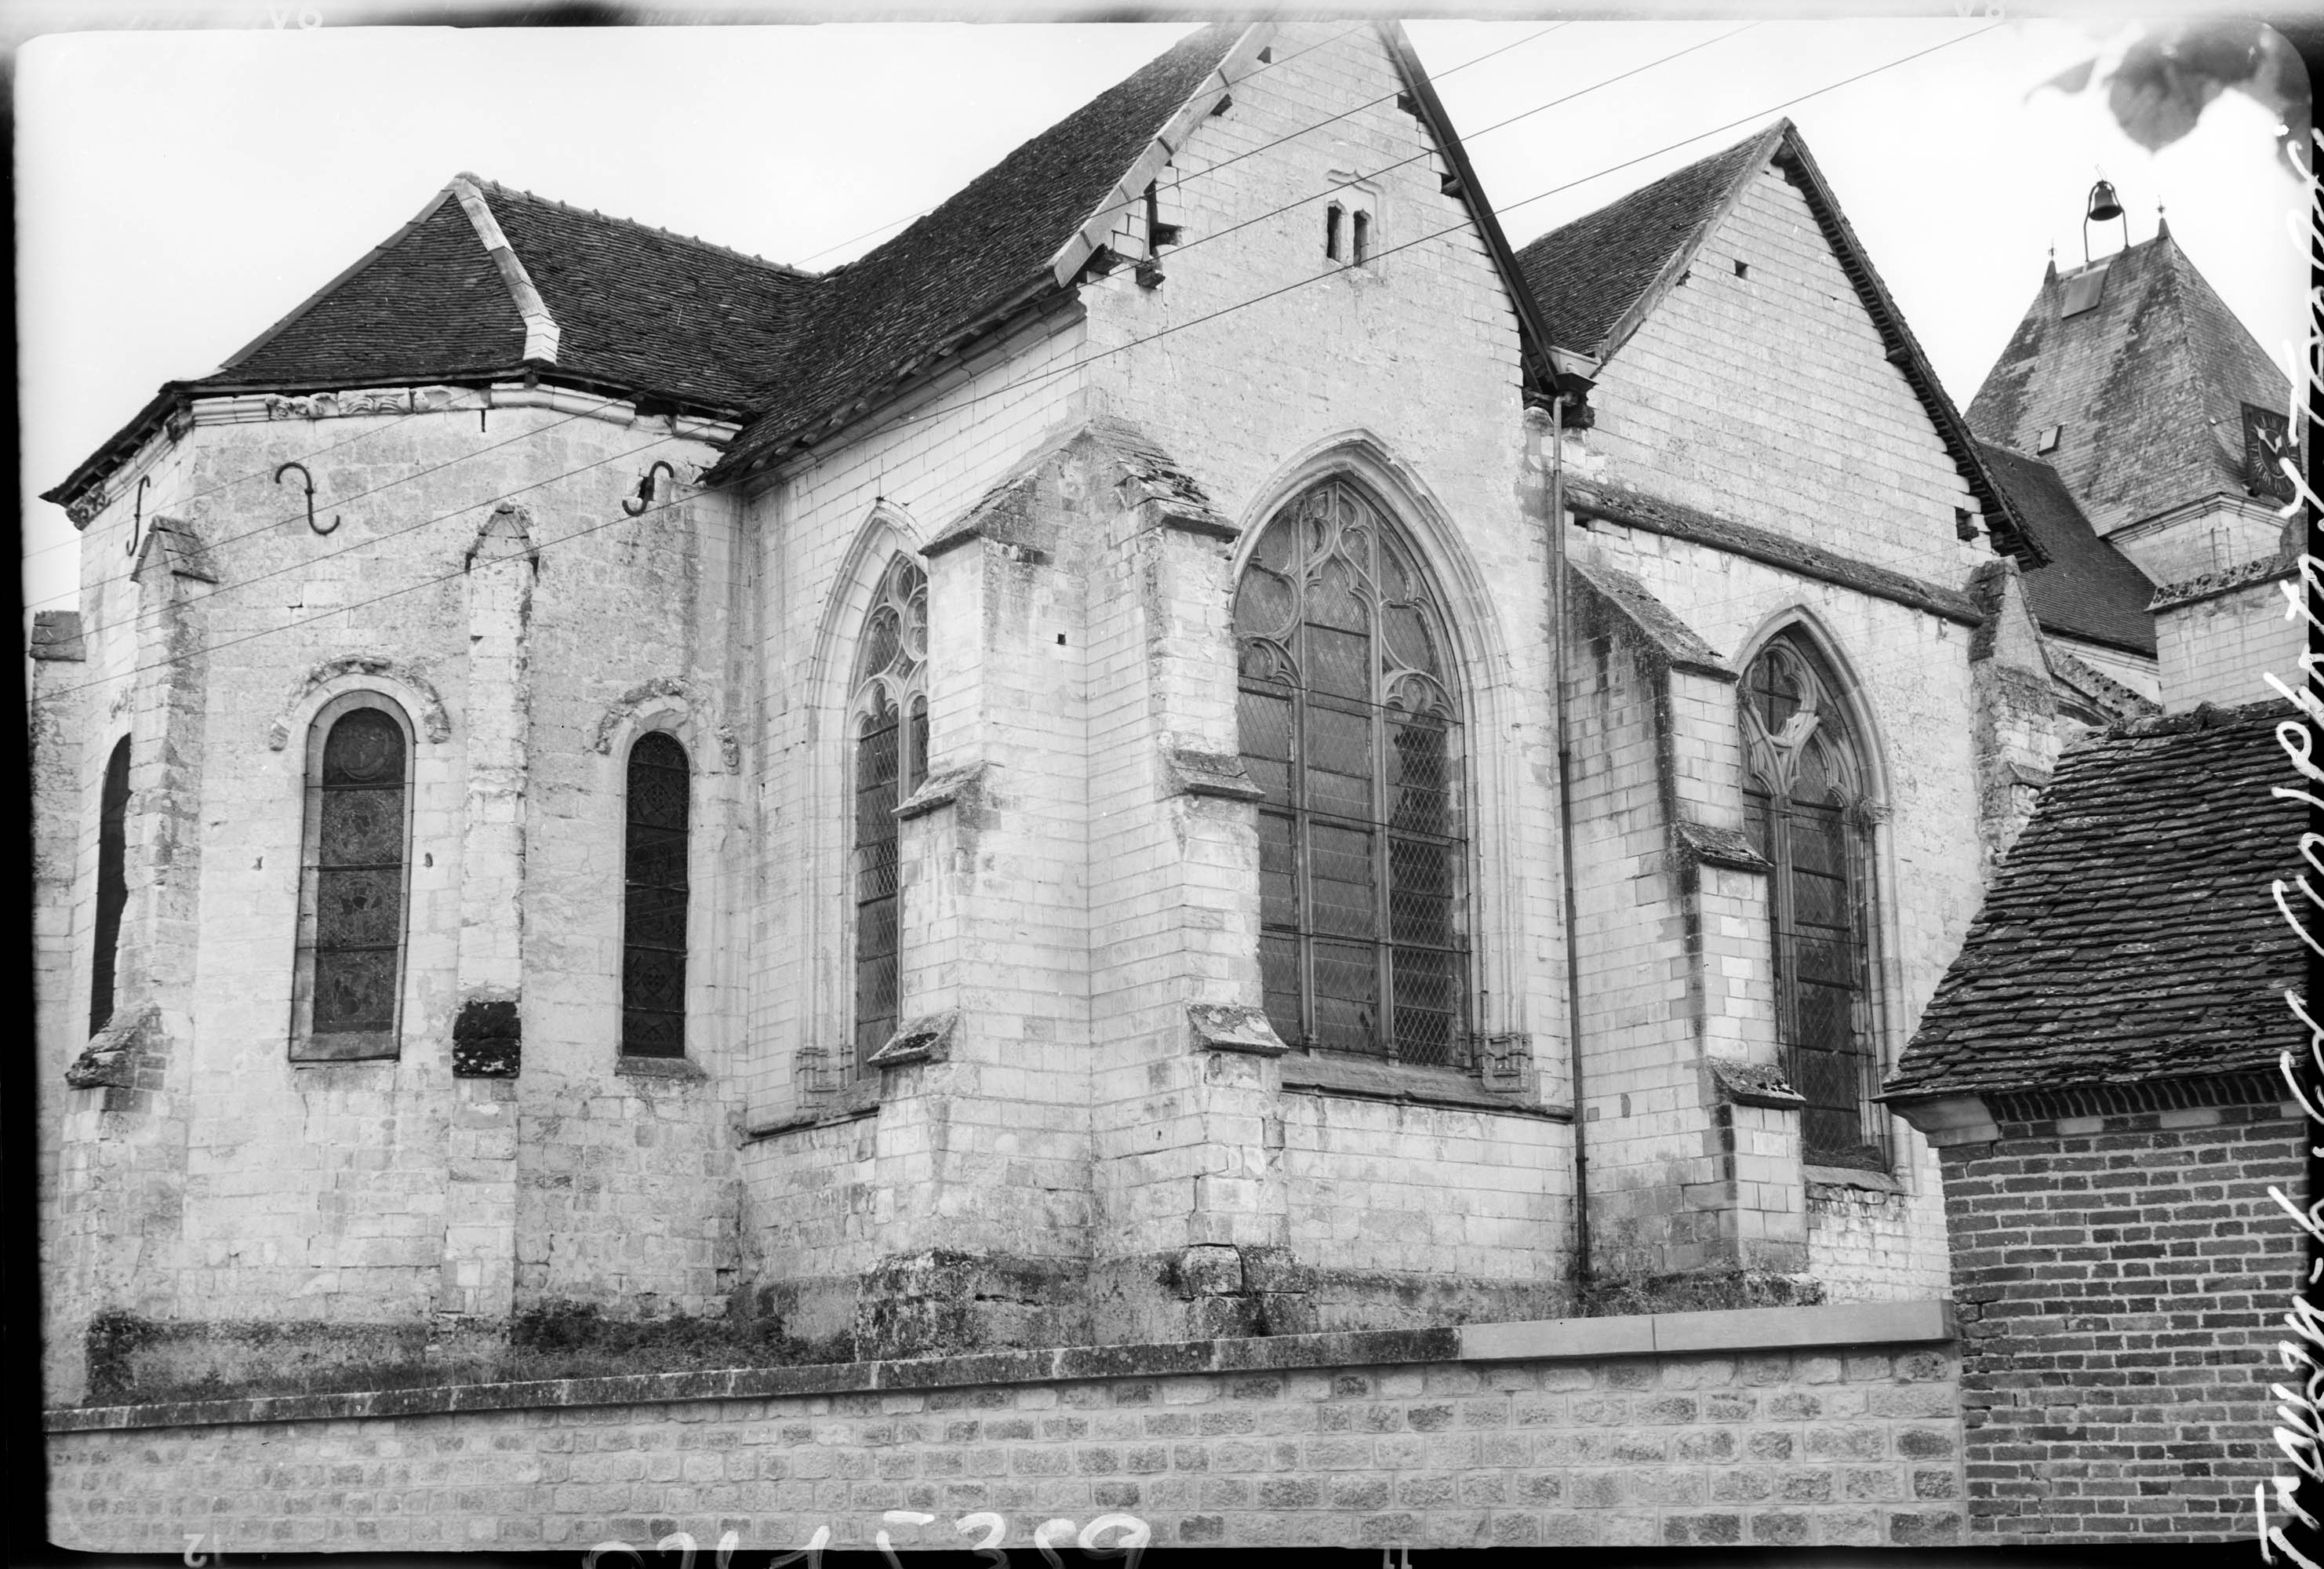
xmin=1529 ymin=395 xmax=1591 ymax=1297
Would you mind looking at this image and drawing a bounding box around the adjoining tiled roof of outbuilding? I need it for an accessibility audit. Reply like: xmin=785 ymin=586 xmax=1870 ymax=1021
xmin=1966 ymin=231 xmax=2290 ymax=537
xmin=1884 ymin=700 xmax=2304 ymax=1101
xmin=710 ymin=23 xmax=1251 ymax=481
xmin=1975 ymin=439 xmax=2157 ymax=656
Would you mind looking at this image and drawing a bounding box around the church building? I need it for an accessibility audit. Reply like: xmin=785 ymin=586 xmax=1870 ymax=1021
xmin=38 ymin=20 xmax=2286 ymax=1553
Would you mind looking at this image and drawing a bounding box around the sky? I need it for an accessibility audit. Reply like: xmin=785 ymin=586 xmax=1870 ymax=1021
xmin=15 ymin=12 xmax=2309 ymax=622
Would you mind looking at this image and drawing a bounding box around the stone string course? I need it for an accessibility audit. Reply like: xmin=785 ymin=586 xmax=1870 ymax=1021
xmin=51 ymin=1305 xmax=1965 ymax=1552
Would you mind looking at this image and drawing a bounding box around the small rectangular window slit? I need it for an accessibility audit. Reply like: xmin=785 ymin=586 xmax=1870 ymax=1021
xmin=1352 ymin=211 xmax=1370 ymax=266
xmin=1326 ymin=203 xmax=1342 ymax=262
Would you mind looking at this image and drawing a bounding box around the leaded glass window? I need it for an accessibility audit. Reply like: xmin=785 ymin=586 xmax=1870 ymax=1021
xmin=622 ymin=732 xmax=691 ymax=1058
xmin=850 ymin=556 xmax=929 ymax=1072
xmin=294 ymin=697 xmax=411 ymax=1061
xmin=89 ymin=737 xmax=130 ymax=1035
xmin=1738 ymin=633 xmax=1886 ymax=1170
xmin=1234 ymin=479 xmax=1469 ymax=1066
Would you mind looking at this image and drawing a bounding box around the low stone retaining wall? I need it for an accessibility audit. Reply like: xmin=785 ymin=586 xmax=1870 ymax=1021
xmin=49 ymin=1301 xmax=1962 ymax=1552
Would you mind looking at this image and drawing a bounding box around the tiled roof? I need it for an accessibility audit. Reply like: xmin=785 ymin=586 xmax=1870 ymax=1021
xmin=1965 ymin=231 xmax=2291 ymax=537
xmin=1975 ymin=440 xmax=2157 ymax=655
xmin=198 ymin=179 xmax=813 ymax=418
xmin=1512 ymin=129 xmax=1769 ymax=362
xmin=476 ymin=183 xmax=812 ymax=414
xmin=709 ymin=24 xmax=1249 ymax=480
xmin=201 ymin=187 xmax=534 ymax=394
xmin=1885 ymin=700 xmax=2305 ymax=1101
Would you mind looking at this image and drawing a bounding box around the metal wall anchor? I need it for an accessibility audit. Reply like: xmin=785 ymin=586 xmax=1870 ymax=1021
xmin=275 ymin=461 xmax=338 ymax=535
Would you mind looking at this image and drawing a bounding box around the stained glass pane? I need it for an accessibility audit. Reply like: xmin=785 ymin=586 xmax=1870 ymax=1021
xmin=308 ymin=707 xmax=406 ymax=1042
xmin=1305 ymin=624 xmax=1370 ymax=701
xmin=1311 ymin=940 xmax=1377 ymax=1053
xmin=90 ymin=739 xmax=130 ymax=1035
xmin=623 ymin=735 xmax=690 ymax=1057
xmin=1238 ymin=690 xmax=1294 ymax=806
xmin=1308 ymin=824 xmax=1375 ymax=939
xmin=1392 ymin=946 xmax=1458 ymax=1065
xmin=1260 ymin=934 xmax=1303 ymax=1045
xmin=1302 ymin=702 xmax=1371 ymax=820
xmin=1257 ymin=810 xmax=1299 ymax=931
xmin=314 ymin=945 xmax=398 ymax=1034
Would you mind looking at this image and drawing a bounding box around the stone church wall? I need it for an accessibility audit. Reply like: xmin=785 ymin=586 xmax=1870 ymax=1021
xmin=36 ymin=393 xmax=746 ymax=1400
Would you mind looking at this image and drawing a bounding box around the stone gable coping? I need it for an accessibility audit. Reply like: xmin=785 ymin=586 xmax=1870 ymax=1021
xmin=2146 ymin=546 xmax=2300 ymax=611
xmin=44 ymin=1298 xmax=1952 ymax=1434
xmin=1569 ymin=482 xmax=1983 ymax=626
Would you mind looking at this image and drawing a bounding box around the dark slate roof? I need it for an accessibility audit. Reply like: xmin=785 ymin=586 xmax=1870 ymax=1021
xmin=475 ymin=183 xmax=812 ymax=414
xmin=1975 ymin=440 xmax=2157 ymax=655
xmin=1512 ymin=129 xmax=1768 ymax=361
xmin=710 ymin=23 xmax=1248 ymax=480
xmin=1966 ymin=230 xmax=2291 ymax=537
xmin=201 ymin=187 xmax=533 ymax=394
xmin=1886 ymin=700 xmax=2306 ymax=1101
xmin=199 ymin=179 xmax=813 ymax=417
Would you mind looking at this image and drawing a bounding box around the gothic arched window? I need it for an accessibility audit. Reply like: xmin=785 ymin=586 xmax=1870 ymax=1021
xmin=850 ymin=556 xmax=929 ymax=1072
xmin=89 ymin=737 xmax=130 ymax=1035
xmin=293 ymin=695 xmax=413 ymax=1061
xmin=1235 ymin=479 xmax=1468 ymax=1066
xmin=1739 ymin=632 xmax=1886 ymax=1170
xmin=622 ymin=731 xmax=692 ymax=1058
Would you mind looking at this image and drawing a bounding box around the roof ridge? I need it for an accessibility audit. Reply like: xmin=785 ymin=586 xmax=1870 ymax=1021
xmin=461 ymin=173 xmax=820 ymax=279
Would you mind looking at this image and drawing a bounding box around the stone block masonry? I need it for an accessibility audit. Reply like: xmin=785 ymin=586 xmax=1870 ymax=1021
xmin=49 ymin=1301 xmax=1962 ymax=1551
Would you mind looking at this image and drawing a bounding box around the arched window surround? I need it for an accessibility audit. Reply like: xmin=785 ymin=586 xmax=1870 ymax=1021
xmin=291 ymin=690 xmax=416 ymax=1062
xmin=1231 ymin=439 xmax=1529 ymax=1076
xmin=1729 ymin=611 xmax=1900 ymax=1173
xmin=790 ymin=505 xmax=931 ymax=1105
xmin=594 ymin=696 xmax=729 ymax=1074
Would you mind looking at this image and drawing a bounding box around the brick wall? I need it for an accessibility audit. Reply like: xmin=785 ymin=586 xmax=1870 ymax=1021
xmin=47 ymin=1304 xmax=1963 ymax=1553
xmin=1937 ymin=1095 xmax=2303 ymax=1540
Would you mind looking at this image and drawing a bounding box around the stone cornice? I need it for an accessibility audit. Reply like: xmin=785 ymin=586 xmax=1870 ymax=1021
xmin=45 ymin=1300 xmax=1954 ymax=1434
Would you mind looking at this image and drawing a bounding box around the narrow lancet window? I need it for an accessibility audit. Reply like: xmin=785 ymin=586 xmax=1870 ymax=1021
xmin=89 ymin=737 xmax=130 ymax=1035
xmin=1234 ymin=479 xmax=1469 ymax=1066
xmin=622 ymin=732 xmax=691 ymax=1058
xmin=1739 ymin=632 xmax=1886 ymax=1170
xmin=294 ymin=697 xmax=411 ymax=1060
xmin=849 ymin=557 xmax=929 ymax=1072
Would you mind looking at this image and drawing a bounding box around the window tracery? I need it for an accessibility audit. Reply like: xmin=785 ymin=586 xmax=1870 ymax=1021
xmin=1234 ymin=479 xmax=1468 ymax=1066
xmin=849 ymin=556 xmax=929 ymax=1072
xmin=1739 ymin=632 xmax=1886 ymax=1170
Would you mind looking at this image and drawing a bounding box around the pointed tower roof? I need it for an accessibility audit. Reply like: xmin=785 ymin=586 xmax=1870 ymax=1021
xmin=1965 ymin=231 xmax=2289 ymax=537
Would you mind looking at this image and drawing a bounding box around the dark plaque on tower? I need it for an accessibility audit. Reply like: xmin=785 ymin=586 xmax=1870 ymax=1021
xmin=2242 ymin=402 xmax=2297 ymax=503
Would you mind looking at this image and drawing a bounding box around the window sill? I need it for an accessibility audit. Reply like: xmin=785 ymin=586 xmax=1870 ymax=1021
xmin=744 ymin=1076 xmax=882 ymax=1141
xmin=1279 ymin=1054 xmax=1570 ymax=1120
xmin=1803 ymin=1163 xmax=1904 ymax=1195
xmin=616 ymin=1054 xmax=705 ymax=1082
